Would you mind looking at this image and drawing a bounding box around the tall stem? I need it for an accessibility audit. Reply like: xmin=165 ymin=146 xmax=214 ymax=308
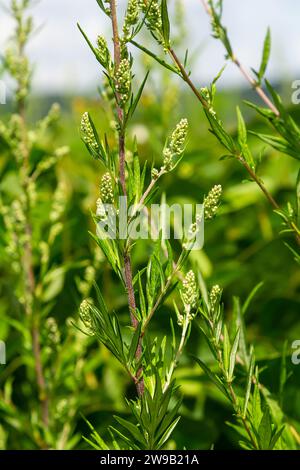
xmin=109 ymin=0 xmax=144 ymax=396
xmin=17 ymin=33 xmax=49 ymax=430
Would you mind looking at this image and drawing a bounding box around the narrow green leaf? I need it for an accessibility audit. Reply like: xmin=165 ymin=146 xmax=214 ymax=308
xmin=113 ymin=415 xmax=147 ymax=447
xmin=269 ymin=424 xmax=285 ymax=450
xmin=232 ymin=296 xmax=248 ymax=367
xmin=131 ymin=40 xmax=179 ymax=74
xmin=95 ymin=0 xmax=109 ymax=15
xmin=244 ymin=99 xmax=275 ymax=119
xmin=129 ymin=71 xmax=149 ymax=119
xmin=223 ymin=325 xmax=231 ymax=378
xmin=252 ymin=369 xmax=263 ymax=429
xmin=77 ymin=24 xmax=100 ymax=65
xmin=249 ymin=131 xmax=300 ymax=160
xmin=236 ymin=106 xmax=255 ymax=169
xmin=236 ymin=106 xmax=247 ymax=144
xmin=109 ymin=426 xmax=140 ymax=450
xmin=228 ymin=329 xmax=240 ymax=381
xmin=193 ymin=356 xmax=229 ymax=399
xmin=138 ymin=273 xmax=147 ymax=317
xmin=258 ymin=28 xmax=271 ymax=82
xmin=258 ymin=406 xmax=272 ymax=450
xmin=82 ymin=418 xmax=110 ymax=450
xmin=243 ymin=347 xmax=255 ymax=418
xmin=242 ymin=282 xmax=264 ymax=315
xmin=128 ymin=323 xmax=141 ymax=365
xmin=205 ymin=108 xmax=237 ymax=153
xmin=161 ymin=0 xmax=170 ymax=47
xmin=156 ymin=416 xmax=180 ymax=449
xmin=296 ymin=168 xmax=300 ymax=225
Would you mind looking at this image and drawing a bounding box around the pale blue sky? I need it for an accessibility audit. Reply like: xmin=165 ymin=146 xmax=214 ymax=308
xmin=0 ymin=0 xmax=299 ymax=94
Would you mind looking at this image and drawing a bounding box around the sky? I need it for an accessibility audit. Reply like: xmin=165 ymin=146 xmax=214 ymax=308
xmin=0 ymin=0 xmax=299 ymax=94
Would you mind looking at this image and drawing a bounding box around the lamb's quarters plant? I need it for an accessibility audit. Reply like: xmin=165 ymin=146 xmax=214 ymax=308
xmin=0 ymin=0 xmax=101 ymax=449
xmin=132 ymin=0 xmax=300 ymax=254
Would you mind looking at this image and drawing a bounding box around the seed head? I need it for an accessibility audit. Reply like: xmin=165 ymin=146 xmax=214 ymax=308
xmin=162 ymin=119 xmax=188 ymax=172
xmin=81 ymin=112 xmax=99 ymax=150
xmin=182 ymin=270 xmax=198 ymax=317
xmin=79 ymin=299 xmax=93 ymax=332
xmin=204 ymin=184 xmax=222 ymax=220
xmin=123 ymin=0 xmax=139 ymax=40
xmin=170 ymin=118 xmax=188 ymax=154
xmin=115 ymin=59 xmax=131 ymax=106
xmin=139 ymin=0 xmax=162 ymax=32
xmin=209 ymin=284 xmax=221 ymax=310
xmin=100 ymin=172 xmax=114 ymax=204
xmin=96 ymin=35 xmax=110 ymax=68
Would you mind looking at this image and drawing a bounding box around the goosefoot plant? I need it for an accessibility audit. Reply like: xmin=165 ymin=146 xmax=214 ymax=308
xmin=0 ymin=1 xmax=96 ymax=449
xmin=78 ymin=0 xmax=223 ymax=450
xmin=132 ymin=0 xmax=300 ymax=255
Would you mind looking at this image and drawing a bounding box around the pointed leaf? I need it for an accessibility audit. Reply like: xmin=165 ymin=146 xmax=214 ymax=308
xmin=161 ymin=0 xmax=170 ymax=47
xmin=258 ymin=28 xmax=271 ymax=82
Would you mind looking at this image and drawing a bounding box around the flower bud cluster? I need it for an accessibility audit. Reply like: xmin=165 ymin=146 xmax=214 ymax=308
xmin=162 ymin=119 xmax=188 ymax=172
xmin=81 ymin=112 xmax=99 ymax=151
xmin=204 ymin=185 xmax=222 ymax=220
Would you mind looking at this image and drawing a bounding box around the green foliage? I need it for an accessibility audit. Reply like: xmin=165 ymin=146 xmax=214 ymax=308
xmin=0 ymin=0 xmax=299 ymax=452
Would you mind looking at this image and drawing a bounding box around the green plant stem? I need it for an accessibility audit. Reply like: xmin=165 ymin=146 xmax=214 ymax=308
xmin=168 ymin=47 xmax=208 ymax=110
xmin=109 ymin=0 xmax=144 ymax=396
xmin=236 ymin=155 xmax=279 ymax=210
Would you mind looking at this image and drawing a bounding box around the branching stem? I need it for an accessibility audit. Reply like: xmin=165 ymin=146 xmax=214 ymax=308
xmin=109 ymin=0 xmax=144 ymax=395
xmin=17 ymin=25 xmax=49 ymax=431
xmin=166 ymin=42 xmax=300 ymax=245
xmin=200 ymin=0 xmax=279 ymax=116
